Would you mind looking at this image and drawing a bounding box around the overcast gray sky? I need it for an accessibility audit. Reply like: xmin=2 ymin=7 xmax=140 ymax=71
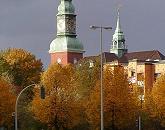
xmin=0 ymin=0 xmax=165 ymax=67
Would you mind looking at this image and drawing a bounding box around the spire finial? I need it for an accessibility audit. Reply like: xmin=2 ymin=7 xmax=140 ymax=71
xmin=58 ymin=0 xmax=75 ymax=14
xmin=117 ymin=4 xmax=122 ymax=12
xmin=117 ymin=4 xmax=122 ymax=19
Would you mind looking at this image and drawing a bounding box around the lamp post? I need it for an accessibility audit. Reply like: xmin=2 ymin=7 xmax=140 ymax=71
xmin=137 ymin=80 xmax=144 ymax=130
xmin=15 ymin=84 xmax=45 ymax=130
xmin=90 ymin=25 xmax=112 ymax=130
xmin=138 ymin=94 xmax=144 ymax=130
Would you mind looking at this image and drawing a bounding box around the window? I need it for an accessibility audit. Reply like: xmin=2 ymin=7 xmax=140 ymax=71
xmin=154 ymin=73 xmax=161 ymax=81
xmin=131 ymin=71 xmax=136 ymax=77
xmin=89 ymin=61 xmax=94 ymax=68
xmin=114 ymin=41 xmax=117 ymax=48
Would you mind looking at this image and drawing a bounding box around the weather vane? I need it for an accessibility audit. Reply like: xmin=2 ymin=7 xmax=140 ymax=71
xmin=117 ymin=3 xmax=122 ymax=12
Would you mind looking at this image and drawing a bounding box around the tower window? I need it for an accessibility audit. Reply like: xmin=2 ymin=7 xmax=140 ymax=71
xmin=114 ymin=41 xmax=117 ymax=48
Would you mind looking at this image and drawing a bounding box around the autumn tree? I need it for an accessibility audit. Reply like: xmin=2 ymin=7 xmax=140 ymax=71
xmin=0 ymin=55 xmax=9 ymax=75
xmin=0 ymin=76 xmax=16 ymax=129
xmin=0 ymin=48 xmax=44 ymax=129
xmin=31 ymin=64 xmax=81 ymax=130
xmin=76 ymin=58 xmax=100 ymax=96
xmin=1 ymin=48 xmax=43 ymax=88
xmin=145 ymin=74 xmax=165 ymax=129
xmin=84 ymin=65 xmax=139 ymax=130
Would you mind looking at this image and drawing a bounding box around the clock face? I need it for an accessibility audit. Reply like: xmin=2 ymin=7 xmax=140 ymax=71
xmin=66 ymin=17 xmax=76 ymax=33
xmin=57 ymin=19 xmax=65 ymax=32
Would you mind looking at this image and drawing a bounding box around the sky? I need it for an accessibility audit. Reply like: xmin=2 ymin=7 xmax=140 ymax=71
xmin=0 ymin=0 xmax=165 ymax=67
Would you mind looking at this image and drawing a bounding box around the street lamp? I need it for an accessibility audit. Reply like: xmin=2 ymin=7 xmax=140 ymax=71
xmin=90 ymin=25 xmax=112 ymax=130
xmin=15 ymin=84 xmax=45 ymax=130
xmin=138 ymin=94 xmax=144 ymax=130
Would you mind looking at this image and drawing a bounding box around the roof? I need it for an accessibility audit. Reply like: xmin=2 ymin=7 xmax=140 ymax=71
xmin=80 ymin=52 xmax=118 ymax=64
xmin=49 ymin=36 xmax=84 ymax=53
xmin=79 ymin=50 xmax=165 ymax=65
xmin=102 ymin=52 xmax=119 ymax=63
xmin=119 ymin=50 xmax=165 ymax=63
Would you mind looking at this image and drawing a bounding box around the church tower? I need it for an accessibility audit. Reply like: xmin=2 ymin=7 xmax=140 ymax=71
xmin=49 ymin=0 xmax=84 ymax=65
xmin=110 ymin=10 xmax=127 ymax=57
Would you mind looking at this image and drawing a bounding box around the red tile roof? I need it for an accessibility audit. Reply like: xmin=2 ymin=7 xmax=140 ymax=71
xmin=79 ymin=50 xmax=165 ymax=64
xmin=82 ymin=52 xmax=118 ymax=63
xmin=119 ymin=50 xmax=165 ymax=63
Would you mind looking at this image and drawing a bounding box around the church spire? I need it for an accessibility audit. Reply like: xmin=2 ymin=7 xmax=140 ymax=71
xmin=115 ymin=10 xmax=121 ymax=33
xmin=110 ymin=9 xmax=127 ymax=58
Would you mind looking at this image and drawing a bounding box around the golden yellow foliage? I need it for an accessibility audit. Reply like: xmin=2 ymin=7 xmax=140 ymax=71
xmin=31 ymin=64 xmax=81 ymax=130
xmin=75 ymin=59 xmax=100 ymax=97
xmin=2 ymin=48 xmax=43 ymax=88
xmin=0 ymin=77 xmax=16 ymax=128
xmin=145 ymin=74 xmax=165 ymax=127
xmin=0 ymin=48 xmax=43 ymax=129
xmin=85 ymin=65 xmax=139 ymax=129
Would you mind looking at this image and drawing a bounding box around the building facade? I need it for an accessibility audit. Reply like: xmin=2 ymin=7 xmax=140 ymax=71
xmin=49 ymin=0 xmax=165 ymax=93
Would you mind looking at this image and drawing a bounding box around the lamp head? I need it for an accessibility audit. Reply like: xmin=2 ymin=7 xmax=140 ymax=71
xmin=104 ymin=27 xmax=112 ymax=30
xmin=90 ymin=25 xmax=98 ymax=30
xmin=90 ymin=25 xmax=112 ymax=30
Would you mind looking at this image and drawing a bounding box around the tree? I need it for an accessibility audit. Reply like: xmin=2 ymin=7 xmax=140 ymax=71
xmin=76 ymin=58 xmax=100 ymax=97
xmin=0 ymin=55 xmax=9 ymax=75
xmin=31 ymin=64 xmax=81 ymax=130
xmin=1 ymin=48 xmax=43 ymax=88
xmin=0 ymin=48 xmax=44 ymax=130
xmin=0 ymin=76 xmax=16 ymax=129
xmin=145 ymin=74 xmax=165 ymax=129
xmin=84 ymin=65 xmax=139 ymax=130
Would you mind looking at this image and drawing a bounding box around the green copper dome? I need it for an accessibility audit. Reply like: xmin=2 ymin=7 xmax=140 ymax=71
xmin=58 ymin=0 xmax=75 ymax=15
xmin=49 ymin=36 xmax=84 ymax=53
